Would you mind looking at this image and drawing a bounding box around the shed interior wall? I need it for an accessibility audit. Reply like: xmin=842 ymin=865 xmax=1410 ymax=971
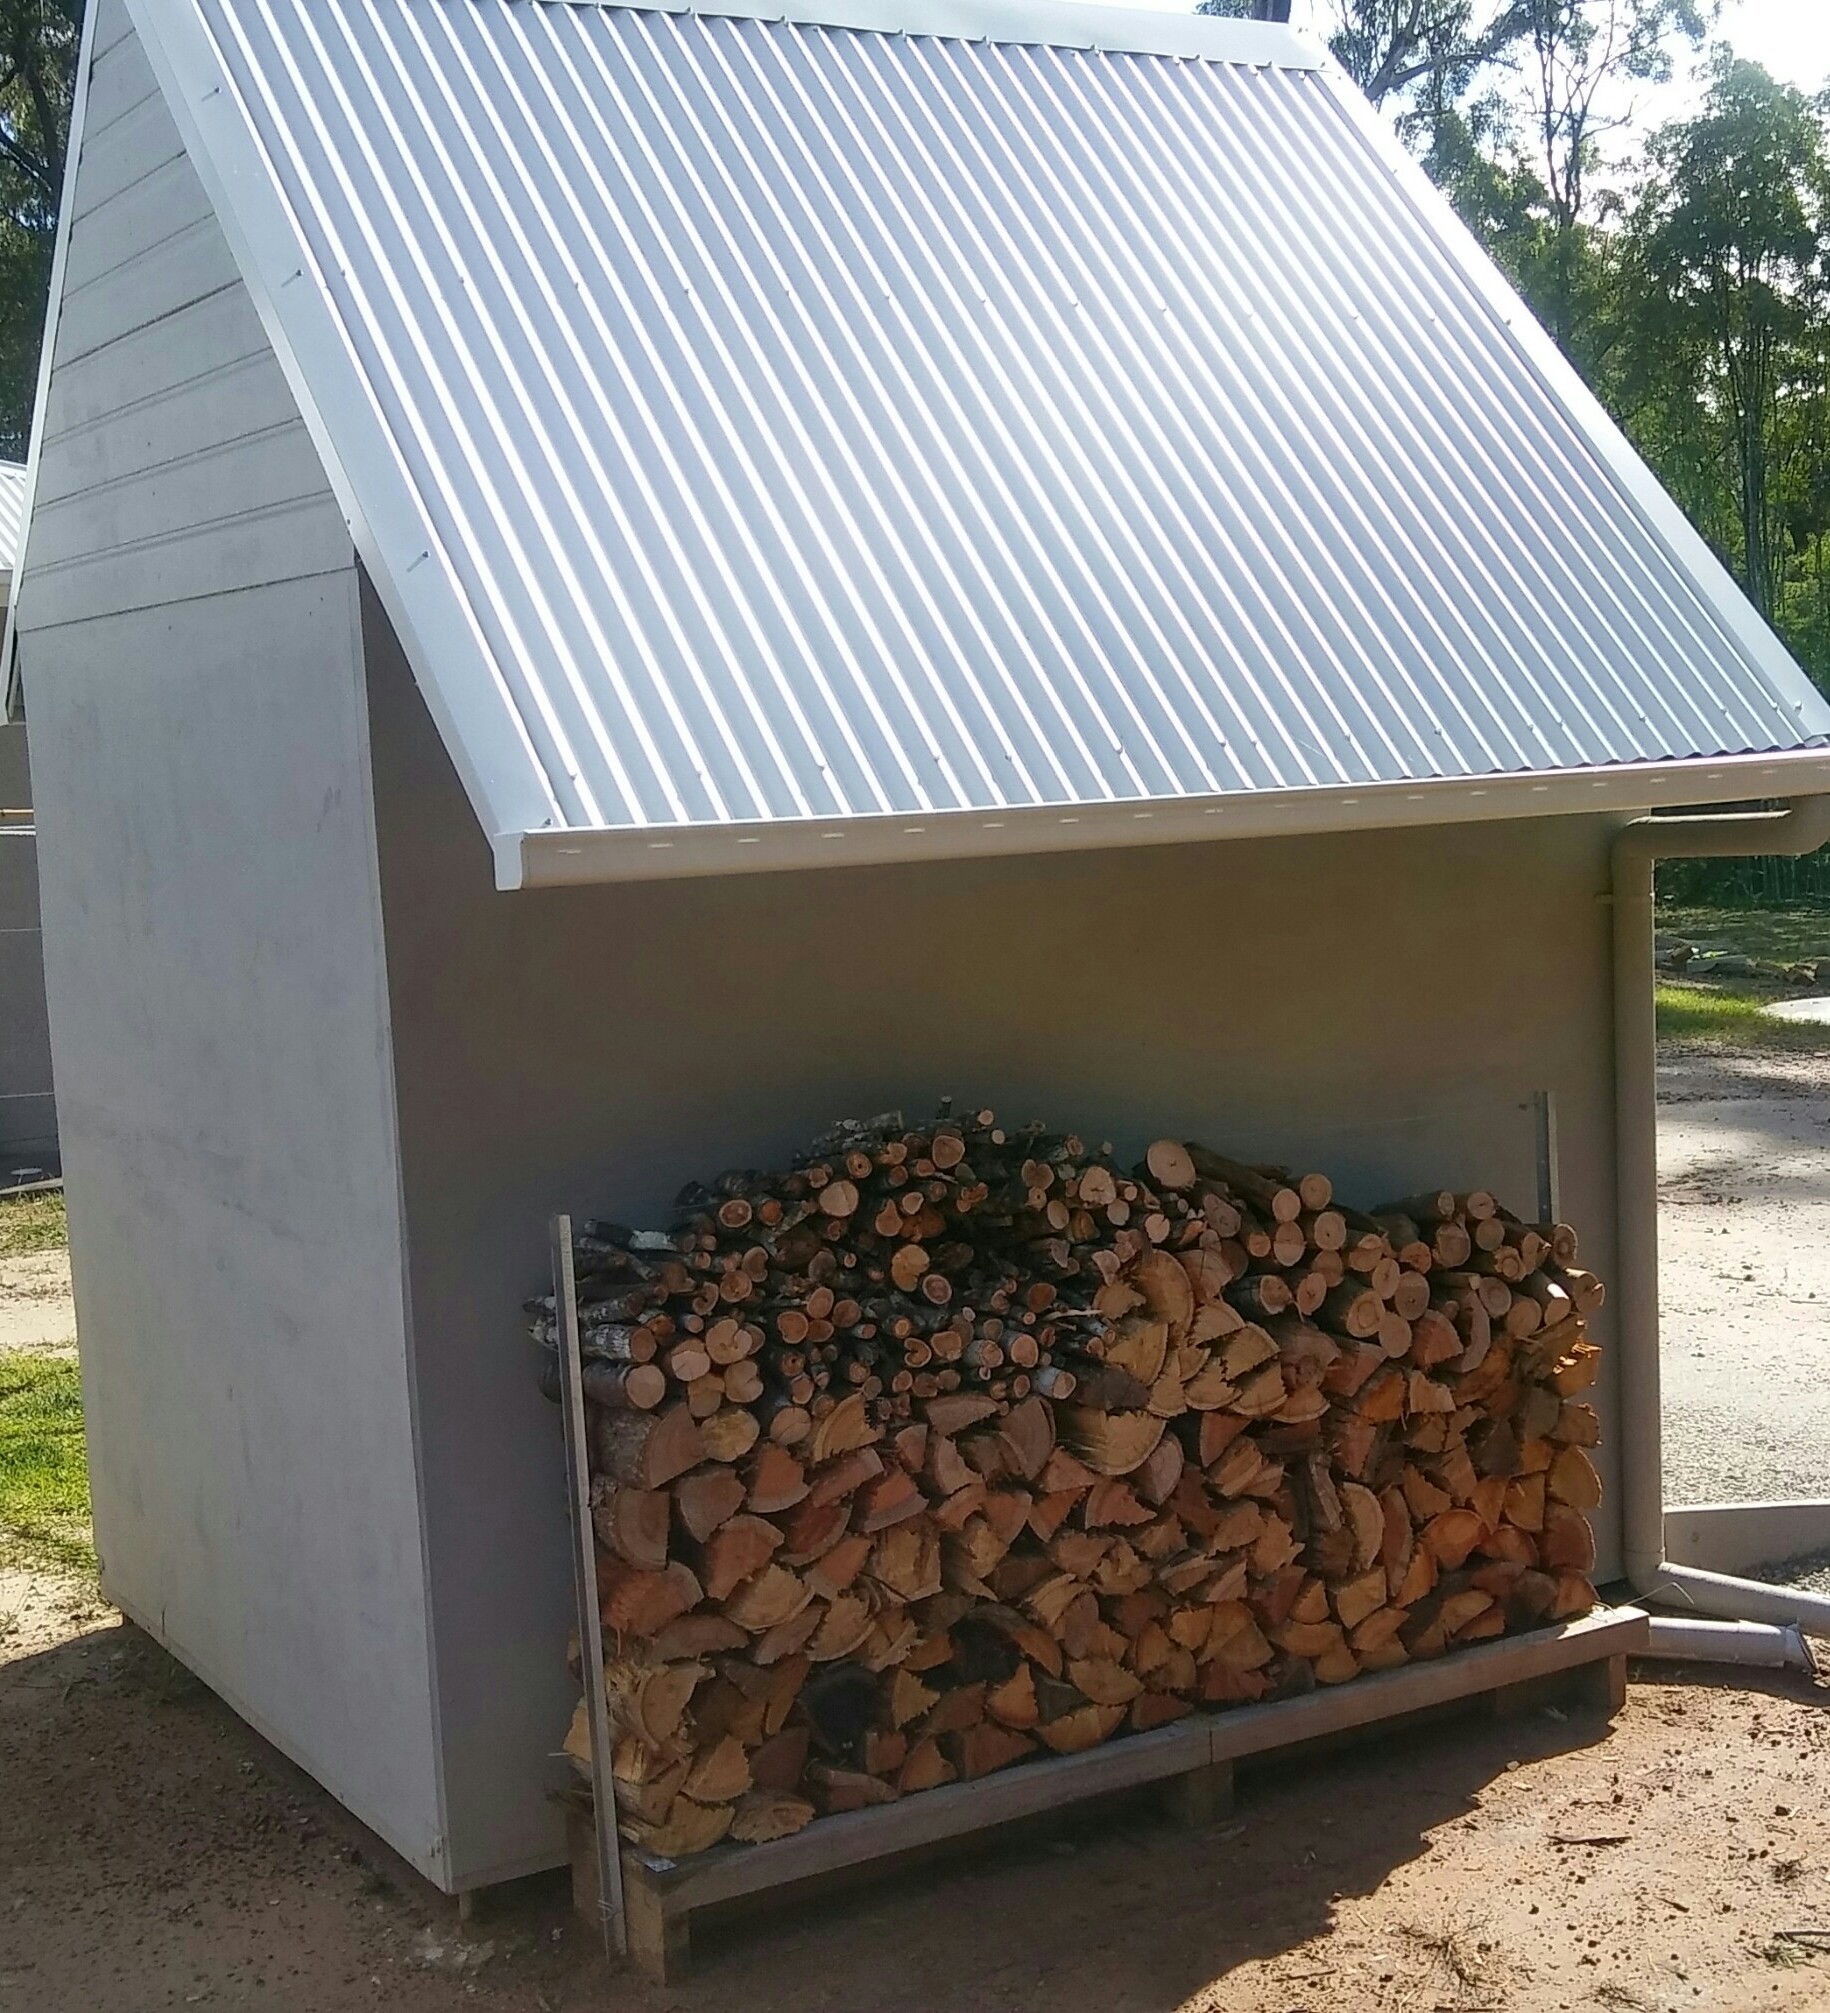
xmin=362 ymin=583 xmax=1624 ymax=1886
xmin=11 ymin=1 xmax=446 ymax=1882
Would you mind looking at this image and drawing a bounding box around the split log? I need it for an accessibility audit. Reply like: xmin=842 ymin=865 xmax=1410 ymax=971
xmin=595 ymin=1405 xmax=705 ymax=1490
xmin=1058 ymin=1407 xmax=1166 ymax=1477
xmin=595 ymin=1486 xmax=671 ymax=1572
xmin=602 ymin=1560 xmax=702 ymax=1639
xmin=730 ymin=1792 xmax=816 ymax=1843
xmin=552 ymin=1110 xmax=1606 ymax=1856
xmin=622 ymin=1798 xmax=733 ymax=1856
xmin=702 ymin=1516 xmax=784 ymax=1602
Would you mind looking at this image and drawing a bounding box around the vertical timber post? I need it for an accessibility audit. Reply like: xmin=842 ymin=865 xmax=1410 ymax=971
xmin=1534 ymin=1090 xmax=1560 ymax=1228
xmin=553 ymin=1213 xmax=628 ymax=1960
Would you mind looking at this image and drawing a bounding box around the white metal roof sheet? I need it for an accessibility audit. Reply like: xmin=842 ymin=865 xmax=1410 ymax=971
xmin=76 ymin=1 xmax=1830 ymax=877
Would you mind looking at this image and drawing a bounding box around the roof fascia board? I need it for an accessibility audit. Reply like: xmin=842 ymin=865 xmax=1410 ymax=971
xmin=121 ymin=0 xmax=562 ymax=847
xmin=1312 ymin=60 xmax=1830 ymax=744
xmin=504 ymin=748 xmax=1830 ymax=888
xmin=561 ymin=0 xmax=1324 ymax=66
xmin=3 ymin=0 xmax=101 ymax=723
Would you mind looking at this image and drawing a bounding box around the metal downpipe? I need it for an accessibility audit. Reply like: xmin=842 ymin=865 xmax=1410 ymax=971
xmin=1613 ymin=797 xmax=1830 ymax=1647
xmin=1642 ymin=1614 xmax=1814 ymax=1671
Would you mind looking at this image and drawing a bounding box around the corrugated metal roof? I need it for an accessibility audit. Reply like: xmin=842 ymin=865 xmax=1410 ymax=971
xmin=89 ymin=1 xmax=1830 ymax=878
xmin=0 ymin=461 xmax=28 ymax=584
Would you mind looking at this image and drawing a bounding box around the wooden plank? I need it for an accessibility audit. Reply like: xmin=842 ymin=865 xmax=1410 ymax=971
xmin=33 ymin=356 xmax=307 ymax=512
xmin=26 ymin=422 xmax=332 ymax=573
xmin=625 ymin=1871 xmax=691 ymax=1986
xmin=1159 ymin=1758 xmax=1235 ymax=1828
xmin=90 ymin=0 xmax=135 ymax=65
xmin=60 ymin=154 xmax=215 ymax=297
xmin=637 ymin=1713 xmax=1216 ymax=1909
xmin=1205 ymin=1605 xmax=1646 ymax=1767
xmin=581 ymin=1607 xmax=1647 ymax=1982
xmin=1489 ymin=1647 xmax=1628 ymax=1723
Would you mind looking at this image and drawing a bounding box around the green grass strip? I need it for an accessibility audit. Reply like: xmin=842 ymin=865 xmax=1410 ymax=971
xmin=1655 ymin=984 xmax=1829 ymax=1051
xmin=0 ymin=1191 xmax=67 ymax=1258
xmin=0 ymin=1354 xmax=94 ymax=1577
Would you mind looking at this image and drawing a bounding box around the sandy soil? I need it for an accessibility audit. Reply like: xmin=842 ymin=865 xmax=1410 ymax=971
xmin=1658 ymin=1047 xmax=1830 ymax=1508
xmin=3 ymin=1602 xmax=1829 ymax=2012
xmin=0 ymin=1247 xmax=75 ymax=1355
xmin=4 ymin=1055 xmax=1830 ymax=2010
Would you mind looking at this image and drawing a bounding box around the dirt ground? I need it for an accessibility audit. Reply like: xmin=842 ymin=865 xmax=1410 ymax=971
xmin=1659 ymin=1045 xmax=1830 ymax=1512
xmin=0 ymin=1244 xmax=76 ymax=1356
xmin=4 ymin=1586 xmax=1829 ymax=2013
xmin=4 ymin=1050 xmax=1830 ymax=2012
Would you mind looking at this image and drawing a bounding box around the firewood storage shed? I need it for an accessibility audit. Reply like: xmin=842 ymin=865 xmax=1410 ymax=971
xmin=12 ymin=0 xmax=1830 ymax=1898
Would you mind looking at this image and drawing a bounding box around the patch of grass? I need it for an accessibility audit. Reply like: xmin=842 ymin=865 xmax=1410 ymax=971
xmin=0 ymin=1353 xmax=94 ymax=1577
xmin=0 ymin=1190 xmax=67 ymax=1258
xmin=1656 ymin=904 xmax=1830 ymax=966
xmin=1655 ymin=983 xmax=1830 ymax=1052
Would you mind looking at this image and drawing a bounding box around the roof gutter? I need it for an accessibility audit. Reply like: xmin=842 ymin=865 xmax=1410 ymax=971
xmin=502 ymin=748 xmax=1830 ymax=890
xmin=1613 ymin=796 xmax=1830 ymax=1639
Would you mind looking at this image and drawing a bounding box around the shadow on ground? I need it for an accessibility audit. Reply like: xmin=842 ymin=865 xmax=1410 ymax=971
xmin=0 ymin=1610 xmax=1661 ymax=2013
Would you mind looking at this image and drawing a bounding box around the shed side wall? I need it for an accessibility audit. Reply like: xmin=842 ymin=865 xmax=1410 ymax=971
xmin=361 ymin=583 xmax=1623 ymax=1884
xmin=12 ymin=3 xmax=445 ymax=1879
xmin=0 ymin=721 xmax=56 ymax=1166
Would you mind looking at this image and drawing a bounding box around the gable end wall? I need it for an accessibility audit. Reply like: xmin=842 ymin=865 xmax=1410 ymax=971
xmin=12 ymin=0 xmax=447 ymax=1882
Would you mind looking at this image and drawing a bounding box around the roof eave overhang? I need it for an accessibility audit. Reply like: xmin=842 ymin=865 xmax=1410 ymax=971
xmin=499 ymin=747 xmax=1830 ymax=889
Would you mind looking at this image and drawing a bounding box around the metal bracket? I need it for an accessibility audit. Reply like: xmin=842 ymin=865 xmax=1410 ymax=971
xmin=552 ymin=1214 xmax=629 ymax=1960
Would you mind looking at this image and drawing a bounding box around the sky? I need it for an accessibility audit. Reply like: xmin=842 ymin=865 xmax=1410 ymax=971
xmin=1718 ymin=0 xmax=1830 ymax=92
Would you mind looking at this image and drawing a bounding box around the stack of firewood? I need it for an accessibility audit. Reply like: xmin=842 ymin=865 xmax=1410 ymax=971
xmin=539 ymin=1109 xmax=1604 ymax=1857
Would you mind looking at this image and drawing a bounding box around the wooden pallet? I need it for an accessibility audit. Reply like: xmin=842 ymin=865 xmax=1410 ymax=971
xmin=570 ymin=1602 xmax=1647 ymax=1982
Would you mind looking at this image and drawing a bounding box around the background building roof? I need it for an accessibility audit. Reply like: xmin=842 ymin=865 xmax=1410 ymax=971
xmin=0 ymin=460 xmax=29 ymax=593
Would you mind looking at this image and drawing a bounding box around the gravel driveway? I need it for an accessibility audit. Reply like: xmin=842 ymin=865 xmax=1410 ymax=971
xmin=1659 ymin=1046 xmax=1830 ymax=1511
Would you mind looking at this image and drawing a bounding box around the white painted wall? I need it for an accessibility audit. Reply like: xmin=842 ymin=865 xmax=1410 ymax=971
xmin=362 ymin=583 xmax=1624 ymax=1883
xmin=14 ymin=2 xmax=446 ymax=1883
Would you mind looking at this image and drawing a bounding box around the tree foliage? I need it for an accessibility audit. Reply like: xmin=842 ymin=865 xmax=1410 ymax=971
xmin=1514 ymin=0 xmax=1706 ymax=348
xmin=0 ymin=0 xmax=80 ymax=458
xmin=1436 ymin=24 xmax=1830 ymax=898
xmin=1632 ymin=59 xmax=1830 ymax=621
xmin=1197 ymin=0 xmax=1536 ymax=107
